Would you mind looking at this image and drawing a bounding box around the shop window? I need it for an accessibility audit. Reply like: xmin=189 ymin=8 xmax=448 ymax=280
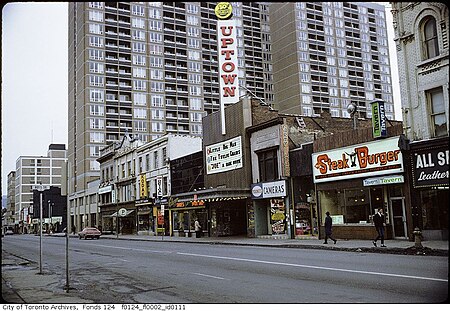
xmin=257 ymin=148 xmax=279 ymax=182
xmin=343 ymin=189 xmax=370 ymax=223
xmin=319 ymin=188 xmax=373 ymax=224
xmin=370 ymin=188 xmax=384 ymax=212
xmin=138 ymin=213 xmax=152 ymax=231
xmin=420 ymin=189 xmax=449 ymax=230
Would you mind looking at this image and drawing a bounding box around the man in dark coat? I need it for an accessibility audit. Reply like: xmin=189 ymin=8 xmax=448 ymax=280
xmin=324 ymin=211 xmax=337 ymax=244
xmin=373 ymin=208 xmax=386 ymax=247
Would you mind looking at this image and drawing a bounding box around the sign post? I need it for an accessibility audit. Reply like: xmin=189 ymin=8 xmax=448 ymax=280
xmin=32 ymin=183 xmax=50 ymax=274
xmin=160 ymin=205 xmax=165 ymax=241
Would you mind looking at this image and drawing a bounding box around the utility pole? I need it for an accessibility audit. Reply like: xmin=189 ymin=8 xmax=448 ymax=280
xmin=61 ymin=160 xmax=70 ymax=292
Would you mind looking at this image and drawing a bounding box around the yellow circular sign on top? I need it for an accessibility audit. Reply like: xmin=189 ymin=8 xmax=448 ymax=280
xmin=215 ymin=2 xmax=233 ymax=20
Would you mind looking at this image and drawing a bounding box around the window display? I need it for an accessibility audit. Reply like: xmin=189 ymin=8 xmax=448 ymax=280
xmin=318 ymin=187 xmax=381 ymax=224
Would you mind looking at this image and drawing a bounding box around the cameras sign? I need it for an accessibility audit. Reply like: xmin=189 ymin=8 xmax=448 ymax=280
xmin=206 ymin=136 xmax=242 ymax=174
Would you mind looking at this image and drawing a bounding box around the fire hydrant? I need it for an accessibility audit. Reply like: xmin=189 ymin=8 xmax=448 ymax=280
xmin=413 ymin=227 xmax=423 ymax=248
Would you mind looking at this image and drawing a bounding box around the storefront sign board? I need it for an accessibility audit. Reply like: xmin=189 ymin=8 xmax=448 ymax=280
xmin=412 ymin=146 xmax=449 ymax=188
xmin=206 ymin=136 xmax=242 ymax=174
xmin=312 ymin=136 xmax=403 ymax=183
xmin=251 ymin=180 xmax=286 ymax=199
xmin=98 ymin=185 xmax=112 ymax=194
xmin=363 ymin=175 xmax=404 ymax=186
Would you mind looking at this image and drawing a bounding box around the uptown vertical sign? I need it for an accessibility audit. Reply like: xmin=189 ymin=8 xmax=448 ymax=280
xmin=216 ymin=2 xmax=239 ymax=134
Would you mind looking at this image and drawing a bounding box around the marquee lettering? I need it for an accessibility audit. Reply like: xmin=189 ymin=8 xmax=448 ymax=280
xmin=355 ymin=147 xmax=400 ymax=168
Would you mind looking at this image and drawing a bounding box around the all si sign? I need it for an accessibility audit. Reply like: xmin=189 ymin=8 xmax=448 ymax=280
xmin=412 ymin=147 xmax=449 ymax=188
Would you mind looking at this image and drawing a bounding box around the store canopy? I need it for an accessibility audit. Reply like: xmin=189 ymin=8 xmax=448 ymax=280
xmin=169 ymin=187 xmax=250 ymax=207
xmin=105 ymin=210 xmax=135 ymax=218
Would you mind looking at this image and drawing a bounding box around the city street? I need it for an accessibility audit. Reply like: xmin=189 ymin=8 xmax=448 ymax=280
xmin=2 ymin=234 xmax=448 ymax=303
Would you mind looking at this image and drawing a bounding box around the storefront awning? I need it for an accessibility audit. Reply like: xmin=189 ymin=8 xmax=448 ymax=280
xmin=105 ymin=210 xmax=135 ymax=217
xmin=169 ymin=187 xmax=250 ymax=208
xmin=137 ymin=210 xmax=151 ymax=215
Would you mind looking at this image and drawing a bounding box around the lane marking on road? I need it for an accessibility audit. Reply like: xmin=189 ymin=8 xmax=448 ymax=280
xmin=95 ymin=244 xmax=172 ymax=254
xmin=177 ymin=252 xmax=448 ymax=283
xmin=192 ymin=272 xmax=228 ymax=280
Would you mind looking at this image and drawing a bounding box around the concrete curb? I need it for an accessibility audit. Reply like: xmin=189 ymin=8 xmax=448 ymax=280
xmin=47 ymin=234 xmax=448 ymax=257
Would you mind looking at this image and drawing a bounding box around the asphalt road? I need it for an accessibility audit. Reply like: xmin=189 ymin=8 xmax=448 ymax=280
xmin=2 ymin=235 xmax=448 ymax=303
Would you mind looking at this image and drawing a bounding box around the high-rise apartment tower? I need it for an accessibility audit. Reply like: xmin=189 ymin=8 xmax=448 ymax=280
xmin=270 ymin=2 xmax=395 ymax=119
xmin=68 ymin=2 xmax=273 ymax=201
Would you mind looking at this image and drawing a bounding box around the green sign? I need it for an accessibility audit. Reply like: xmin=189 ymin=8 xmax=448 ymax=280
xmin=371 ymin=101 xmax=387 ymax=138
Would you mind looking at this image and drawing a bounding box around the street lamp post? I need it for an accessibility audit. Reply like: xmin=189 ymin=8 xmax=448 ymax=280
xmin=347 ymin=103 xmax=357 ymax=130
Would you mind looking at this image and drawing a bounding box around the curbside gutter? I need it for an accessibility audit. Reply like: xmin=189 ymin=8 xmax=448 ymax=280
xmin=46 ymin=233 xmax=448 ymax=257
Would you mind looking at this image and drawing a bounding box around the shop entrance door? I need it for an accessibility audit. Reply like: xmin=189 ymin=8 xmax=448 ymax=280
xmin=390 ymin=197 xmax=407 ymax=238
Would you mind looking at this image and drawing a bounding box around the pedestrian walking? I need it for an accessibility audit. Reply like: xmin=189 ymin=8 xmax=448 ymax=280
xmin=372 ymin=208 xmax=386 ymax=247
xmin=194 ymin=219 xmax=202 ymax=238
xmin=323 ymin=211 xmax=337 ymax=244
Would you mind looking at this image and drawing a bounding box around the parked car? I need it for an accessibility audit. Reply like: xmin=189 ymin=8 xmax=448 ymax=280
xmin=5 ymin=228 xmax=14 ymax=235
xmin=78 ymin=227 xmax=101 ymax=239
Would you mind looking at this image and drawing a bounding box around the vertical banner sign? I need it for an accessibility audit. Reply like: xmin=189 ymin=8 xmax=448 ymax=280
xmin=216 ymin=2 xmax=238 ymax=135
xmin=156 ymin=177 xmax=163 ymax=198
xmin=280 ymin=124 xmax=290 ymax=177
xmin=139 ymin=174 xmax=148 ymax=198
xmin=371 ymin=100 xmax=387 ymax=138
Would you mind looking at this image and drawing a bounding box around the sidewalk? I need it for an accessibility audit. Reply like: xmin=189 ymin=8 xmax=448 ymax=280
xmin=2 ymin=234 xmax=448 ymax=304
xmin=2 ymin=251 xmax=95 ymax=304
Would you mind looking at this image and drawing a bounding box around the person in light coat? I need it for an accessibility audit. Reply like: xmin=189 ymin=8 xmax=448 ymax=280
xmin=194 ymin=219 xmax=202 ymax=238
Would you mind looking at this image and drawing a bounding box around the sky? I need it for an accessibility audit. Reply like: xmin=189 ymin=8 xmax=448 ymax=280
xmin=1 ymin=2 xmax=401 ymax=196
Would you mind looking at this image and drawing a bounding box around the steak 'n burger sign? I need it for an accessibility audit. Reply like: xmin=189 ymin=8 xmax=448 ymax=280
xmin=312 ymin=136 xmax=404 ymax=183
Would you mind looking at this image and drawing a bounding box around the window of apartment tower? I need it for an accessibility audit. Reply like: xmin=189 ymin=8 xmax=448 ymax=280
xmin=422 ymin=17 xmax=439 ymax=59
xmin=427 ymin=87 xmax=447 ymax=137
xmin=258 ymin=148 xmax=279 ymax=182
